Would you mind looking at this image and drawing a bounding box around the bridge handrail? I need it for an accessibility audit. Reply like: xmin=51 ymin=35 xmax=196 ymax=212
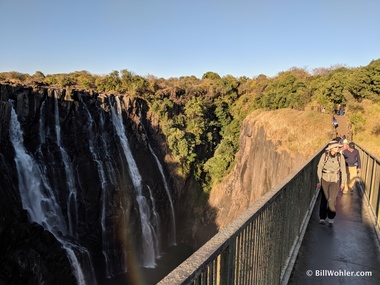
xmin=356 ymin=144 xmax=380 ymax=239
xmin=158 ymin=144 xmax=380 ymax=285
xmin=158 ymin=147 xmax=325 ymax=285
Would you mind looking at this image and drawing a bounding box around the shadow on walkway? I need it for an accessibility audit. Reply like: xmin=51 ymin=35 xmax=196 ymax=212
xmin=288 ymin=187 xmax=380 ymax=285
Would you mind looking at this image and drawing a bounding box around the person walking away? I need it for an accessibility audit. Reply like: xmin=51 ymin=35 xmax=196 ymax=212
xmin=339 ymin=139 xmax=349 ymax=153
xmin=317 ymin=142 xmax=347 ymax=226
xmin=343 ymin=142 xmax=361 ymax=194
xmin=339 ymin=135 xmax=347 ymax=144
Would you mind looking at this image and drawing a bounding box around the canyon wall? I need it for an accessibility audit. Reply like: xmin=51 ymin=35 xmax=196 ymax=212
xmin=209 ymin=109 xmax=331 ymax=228
xmin=0 ymin=84 xmax=190 ymax=284
xmin=0 ymin=84 xmax=331 ymax=284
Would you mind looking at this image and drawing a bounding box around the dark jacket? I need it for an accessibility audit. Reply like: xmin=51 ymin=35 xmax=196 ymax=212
xmin=343 ymin=149 xmax=361 ymax=168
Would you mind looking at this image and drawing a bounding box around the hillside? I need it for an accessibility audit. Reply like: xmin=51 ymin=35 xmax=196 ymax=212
xmin=0 ymin=80 xmax=379 ymax=284
xmin=345 ymin=99 xmax=380 ymax=158
xmin=208 ymin=108 xmax=333 ymax=229
xmin=206 ymin=101 xmax=380 ymax=230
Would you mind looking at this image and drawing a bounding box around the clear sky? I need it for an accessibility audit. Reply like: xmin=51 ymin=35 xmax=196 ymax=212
xmin=1 ymin=0 xmax=379 ymax=79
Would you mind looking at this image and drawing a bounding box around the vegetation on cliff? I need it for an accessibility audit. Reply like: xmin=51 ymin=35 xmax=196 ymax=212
xmin=1 ymin=59 xmax=380 ymax=191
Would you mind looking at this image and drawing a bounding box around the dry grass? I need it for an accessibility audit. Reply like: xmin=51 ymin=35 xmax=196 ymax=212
xmin=243 ymin=100 xmax=380 ymax=159
xmin=346 ymin=99 xmax=380 ymax=158
xmin=246 ymin=108 xmax=332 ymax=158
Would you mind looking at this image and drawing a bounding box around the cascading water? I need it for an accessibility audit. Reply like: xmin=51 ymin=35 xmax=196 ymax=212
xmin=109 ymin=96 xmax=158 ymax=268
xmin=39 ymin=100 xmax=46 ymax=144
xmin=99 ymin=111 xmax=119 ymax=190
xmin=1 ymin=86 xmax=193 ymax=285
xmin=81 ymin=101 xmax=116 ymax=278
xmin=147 ymin=185 xmax=161 ymax=257
xmin=147 ymin=144 xmax=177 ymax=245
xmin=137 ymin=108 xmax=177 ymax=245
xmin=53 ymin=92 xmax=78 ymax=238
xmin=9 ymin=105 xmax=91 ymax=285
xmin=9 ymin=106 xmax=67 ymax=232
xmin=41 ymin=96 xmax=97 ymax=285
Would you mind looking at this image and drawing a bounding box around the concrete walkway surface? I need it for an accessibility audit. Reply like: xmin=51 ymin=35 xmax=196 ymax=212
xmin=288 ymin=187 xmax=380 ymax=285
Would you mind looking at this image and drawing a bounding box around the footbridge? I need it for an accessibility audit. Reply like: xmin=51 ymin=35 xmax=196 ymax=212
xmin=158 ymin=144 xmax=380 ymax=285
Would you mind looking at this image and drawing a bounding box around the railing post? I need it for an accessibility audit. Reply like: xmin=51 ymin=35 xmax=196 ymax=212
xmin=219 ymin=243 xmax=235 ymax=284
xmin=357 ymin=144 xmax=380 ymax=240
xmin=158 ymin=145 xmax=379 ymax=285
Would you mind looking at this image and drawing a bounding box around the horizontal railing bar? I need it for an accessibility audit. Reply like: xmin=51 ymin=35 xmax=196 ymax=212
xmin=158 ymin=146 xmax=324 ymax=285
xmin=158 ymin=143 xmax=379 ymax=285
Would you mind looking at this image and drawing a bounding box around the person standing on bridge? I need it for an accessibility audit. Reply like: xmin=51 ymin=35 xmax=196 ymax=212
xmin=343 ymin=142 xmax=361 ymax=194
xmin=317 ymin=141 xmax=347 ymax=226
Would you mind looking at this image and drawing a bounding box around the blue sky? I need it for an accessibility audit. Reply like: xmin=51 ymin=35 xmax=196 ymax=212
xmin=1 ymin=0 xmax=379 ymax=79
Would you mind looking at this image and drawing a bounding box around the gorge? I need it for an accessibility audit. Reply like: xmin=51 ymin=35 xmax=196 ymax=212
xmin=0 ymin=84 xmax=331 ymax=284
xmin=0 ymin=84 xmax=193 ymax=284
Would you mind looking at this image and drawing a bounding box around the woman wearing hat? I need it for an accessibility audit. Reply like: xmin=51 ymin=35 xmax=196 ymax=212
xmin=316 ymin=142 xmax=347 ymax=226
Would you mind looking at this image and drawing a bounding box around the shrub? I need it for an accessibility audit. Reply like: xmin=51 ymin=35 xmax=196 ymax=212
xmin=350 ymin=113 xmax=366 ymax=125
xmin=348 ymin=103 xmax=365 ymax=113
xmin=371 ymin=124 xmax=380 ymax=136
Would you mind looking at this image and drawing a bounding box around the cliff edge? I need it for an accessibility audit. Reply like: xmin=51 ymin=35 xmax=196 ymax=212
xmin=209 ymin=108 xmax=332 ymax=229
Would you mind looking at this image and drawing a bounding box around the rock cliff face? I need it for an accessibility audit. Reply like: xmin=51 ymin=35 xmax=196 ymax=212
xmin=0 ymin=84 xmax=187 ymax=284
xmin=0 ymin=84 xmax=331 ymax=284
xmin=209 ymin=109 xmax=331 ymax=228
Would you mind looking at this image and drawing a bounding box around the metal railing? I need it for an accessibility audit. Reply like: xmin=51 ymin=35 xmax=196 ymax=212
xmin=158 ymin=147 xmax=324 ymax=285
xmin=158 ymin=145 xmax=380 ymax=285
xmin=356 ymin=144 xmax=380 ymax=238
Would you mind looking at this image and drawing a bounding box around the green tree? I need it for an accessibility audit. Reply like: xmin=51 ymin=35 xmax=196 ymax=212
xmin=75 ymin=70 xmax=96 ymax=89
xmin=366 ymin=59 xmax=380 ymax=98
xmin=130 ymin=75 xmax=149 ymax=96
xmin=100 ymin=71 xmax=121 ymax=92
xmin=184 ymin=97 xmax=206 ymax=145
xmin=120 ymin=69 xmax=133 ymax=92
xmin=202 ymin=71 xmax=221 ymax=80
xmin=32 ymin=71 xmax=45 ymax=81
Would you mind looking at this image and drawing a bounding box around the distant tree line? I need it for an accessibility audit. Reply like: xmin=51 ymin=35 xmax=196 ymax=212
xmin=1 ymin=59 xmax=379 ymax=190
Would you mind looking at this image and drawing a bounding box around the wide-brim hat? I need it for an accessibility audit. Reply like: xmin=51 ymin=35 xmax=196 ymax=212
xmin=342 ymin=139 xmax=348 ymax=144
xmin=325 ymin=142 xmax=342 ymax=151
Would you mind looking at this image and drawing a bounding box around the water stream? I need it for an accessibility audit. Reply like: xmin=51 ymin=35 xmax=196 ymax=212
xmin=9 ymin=105 xmax=94 ymax=285
xmin=53 ymin=92 xmax=78 ymax=238
xmin=109 ymin=96 xmax=158 ymax=268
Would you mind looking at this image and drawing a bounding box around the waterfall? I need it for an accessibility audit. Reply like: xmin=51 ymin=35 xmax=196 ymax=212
xmin=53 ymin=92 xmax=78 ymax=237
xmin=137 ymin=107 xmax=177 ymax=245
xmin=10 ymin=106 xmax=66 ymax=232
xmin=99 ymin=112 xmax=119 ymax=190
xmin=81 ymin=102 xmax=115 ymax=278
xmin=39 ymin=100 xmax=46 ymax=144
xmin=109 ymin=96 xmax=158 ymax=268
xmin=3 ymin=88 xmax=185 ymax=284
xmin=147 ymin=185 xmax=161 ymax=257
xmin=9 ymin=105 xmax=93 ymax=285
xmin=148 ymin=144 xmax=177 ymax=245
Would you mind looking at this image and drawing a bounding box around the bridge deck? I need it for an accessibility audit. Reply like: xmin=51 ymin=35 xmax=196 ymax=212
xmin=288 ymin=188 xmax=380 ymax=284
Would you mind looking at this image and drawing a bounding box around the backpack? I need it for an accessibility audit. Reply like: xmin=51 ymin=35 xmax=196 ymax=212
xmin=322 ymin=151 xmax=342 ymax=181
xmin=322 ymin=151 xmax=342 ymax=182
xmin=323 ymin=151 xmax=341 ymax=168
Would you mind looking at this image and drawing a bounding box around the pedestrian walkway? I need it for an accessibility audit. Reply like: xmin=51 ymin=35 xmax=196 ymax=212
xmin=333 ymin=115 xmax=351 ymax=140
xmin=288 ymin=186 xmax=380 ymax=284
